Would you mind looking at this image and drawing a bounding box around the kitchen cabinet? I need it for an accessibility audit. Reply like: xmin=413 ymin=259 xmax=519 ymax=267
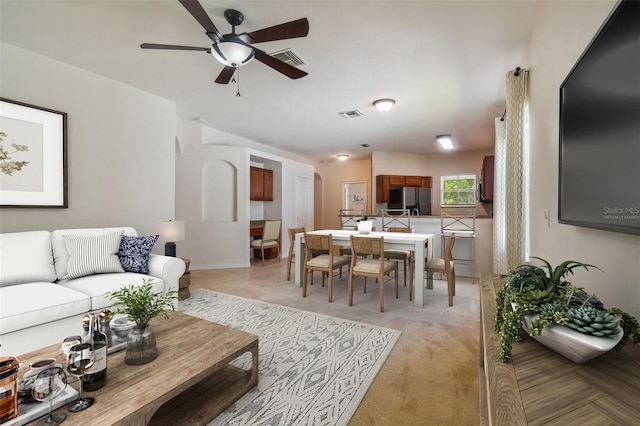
xmin=420 ymin=177 xmax=432 ymax=188
xmin=404 ymin=176 xmax=421 ymax=187
xmin=480 ymin=155 xmax=494 ymax=203
xmin=376 ymin=174 xmax=433 ymax=203
xmin=376 ymin=175 xmax=390 ymax=203
xmin=389 ymin=175 xmax=405 ymax=187
xmin=250 ymin=166 xmax=273 ymax=201
xmin=263 ymin=169 xmax=273 ymax=201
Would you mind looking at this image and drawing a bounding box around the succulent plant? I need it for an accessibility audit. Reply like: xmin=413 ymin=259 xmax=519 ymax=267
xmin=497 ymin=257 xmax=639 ymax=362
xmin=565 ymin=306 xmax=620 ymax=337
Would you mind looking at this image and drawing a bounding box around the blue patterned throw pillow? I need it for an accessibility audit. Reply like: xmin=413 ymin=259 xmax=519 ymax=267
xmin=118 ymin=235 xmax=158 ymax=273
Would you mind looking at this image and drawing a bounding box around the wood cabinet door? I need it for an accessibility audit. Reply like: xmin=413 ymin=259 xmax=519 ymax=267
xmin=389 ymin=175 xmax=405 ymax=187
xmin=376 ymin=175 xmax=390 ymax=203
xmin=480 ymin=155 xmax=494 ymax=202
xmin=404 ymin=176 xmax=421 ymax=187
xmin=420 ymin=176 xmax=432 ymax=188
xmin=250 ymin=166 xmax=264 ymax=200
xmin=263 ymin=169 xmax=274 ymax=201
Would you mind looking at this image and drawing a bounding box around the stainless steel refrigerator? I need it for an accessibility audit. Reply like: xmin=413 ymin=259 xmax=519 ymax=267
xmin=388 ymin=187 xmax=432 ymax=215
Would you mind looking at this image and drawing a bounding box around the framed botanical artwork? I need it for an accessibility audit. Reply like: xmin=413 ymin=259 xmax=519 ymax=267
xmin=0 ymin=98 xmax=67 ymax=207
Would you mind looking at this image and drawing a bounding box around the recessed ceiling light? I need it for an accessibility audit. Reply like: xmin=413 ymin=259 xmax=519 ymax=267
xmin=437 ymin=134 xmax=454 ymax=150
xmin=373 ymin=98 xmax=395 ymax=112
xmin=337 ymin=154 xmax=349 ymax=161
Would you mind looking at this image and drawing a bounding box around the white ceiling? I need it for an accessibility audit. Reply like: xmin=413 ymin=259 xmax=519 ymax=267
xmin=0 ymin=0 xmax=541 ymax=162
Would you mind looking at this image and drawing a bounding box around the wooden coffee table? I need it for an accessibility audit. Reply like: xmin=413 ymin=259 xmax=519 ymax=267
xmin=18 ymin=311 xmax=258 ymax=425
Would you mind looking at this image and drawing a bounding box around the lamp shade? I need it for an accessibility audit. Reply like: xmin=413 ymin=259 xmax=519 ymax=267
xmin=158 ymin=220 xmax=185 ymax=242
xmin=211 ymin=42 xmax=255 ymax=67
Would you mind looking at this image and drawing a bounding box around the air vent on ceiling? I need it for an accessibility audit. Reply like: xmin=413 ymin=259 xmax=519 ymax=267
xmin=338 ymin=110 xmax=364 ymax=119
xmin=269 ymin=48 xmax=306 ymax=67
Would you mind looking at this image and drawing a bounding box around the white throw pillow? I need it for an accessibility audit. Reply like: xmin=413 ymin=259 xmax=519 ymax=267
xmin=0 ymin=231 xmax=57 ymax=286
xmin=62 ymin=231 xmax=125 ymax=279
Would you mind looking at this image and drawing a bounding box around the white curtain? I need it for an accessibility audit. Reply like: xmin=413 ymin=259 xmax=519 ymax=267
xmin=493 ymin=69 xmax=529 ymax=274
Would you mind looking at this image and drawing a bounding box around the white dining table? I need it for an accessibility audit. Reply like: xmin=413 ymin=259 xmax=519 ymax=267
xmin=294 ymin=229 xmax=434 ymax=308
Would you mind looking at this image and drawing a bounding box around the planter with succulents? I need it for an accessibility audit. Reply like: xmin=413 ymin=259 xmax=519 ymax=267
xmin=495 ymin=257 xmax=640 ymax=364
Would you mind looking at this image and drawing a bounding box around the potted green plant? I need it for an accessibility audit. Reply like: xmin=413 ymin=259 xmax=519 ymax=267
xmin=351 ymin=193 xmax=375 ymax=234
xmin=106 ymin=278 xmax=178 ymax=365
xmin=495 ymin=257 xmax=640 ymax=363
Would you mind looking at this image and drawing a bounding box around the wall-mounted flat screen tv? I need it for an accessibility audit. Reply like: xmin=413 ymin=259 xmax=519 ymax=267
xmin=558 ymin=0 xmax=640 ymax=236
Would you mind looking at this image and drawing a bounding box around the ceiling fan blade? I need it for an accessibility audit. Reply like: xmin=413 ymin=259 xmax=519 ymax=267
xmin=244 ymin=18 xmax=309 ymax=44
xmin=140 ymin=43 xmax=211 ymax=52
xmin=178 ymin=0 xmax=221 ymax=41
xmin=254 ymin=49 xmax=308 ymax=79
xmin=215 ymin=66 xmax=236 ymax=84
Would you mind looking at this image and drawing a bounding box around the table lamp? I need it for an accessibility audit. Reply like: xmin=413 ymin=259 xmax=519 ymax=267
xmin=158 ymin=220 xmax=185 ymax=257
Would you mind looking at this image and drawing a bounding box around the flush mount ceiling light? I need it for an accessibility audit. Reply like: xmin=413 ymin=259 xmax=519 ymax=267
xmin=437 ymin=134 xmax=454 ymax=150
xmin=337 ymin=154 xmax=349 ymax=161
xmin=211 ymin=42 xmax=255 ymax=67
xmin=373 ymin=98 xmax=396 ymax=112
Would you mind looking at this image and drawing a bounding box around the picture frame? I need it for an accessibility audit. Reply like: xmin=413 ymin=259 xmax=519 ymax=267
xmin=0 ymin=98 xmax=67 ymax=207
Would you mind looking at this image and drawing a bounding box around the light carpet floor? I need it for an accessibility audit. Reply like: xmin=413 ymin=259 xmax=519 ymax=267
xmin=179 ymin=289 xmax=401 ymax=426
xmin=186 ymin=261 xmax=481 ymax=425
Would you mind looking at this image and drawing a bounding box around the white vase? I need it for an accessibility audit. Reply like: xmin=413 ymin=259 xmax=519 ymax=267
xmin=357 ymin=220 xmax=373 ymax=234
xmin=522 ymin=314 xmax=623 ymax=364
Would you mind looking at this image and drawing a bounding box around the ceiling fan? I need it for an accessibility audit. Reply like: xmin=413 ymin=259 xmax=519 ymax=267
xmin=141 ymin=0 xmax=309 ymax=84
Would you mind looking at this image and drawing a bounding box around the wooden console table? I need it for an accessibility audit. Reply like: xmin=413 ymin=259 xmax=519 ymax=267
xmin=480 ymin=274 xmax=640 ymax=425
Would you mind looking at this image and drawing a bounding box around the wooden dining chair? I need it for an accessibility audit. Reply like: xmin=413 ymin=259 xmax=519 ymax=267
xmin=383 ymin=227 xmax=413 ymax=291
xmin=250 ymin=220 xmax=281 ymax=266
xmin=348 ymin=235 xmax=399 ymax=312
xmin=425 ymin=233 xmax=456 ymax=306
xmin=302 ymin=233 xmax=350 ymax=303
xmin=286 ymin=227 xmax=305 ymax=281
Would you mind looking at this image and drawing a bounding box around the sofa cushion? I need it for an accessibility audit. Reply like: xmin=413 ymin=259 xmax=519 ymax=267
xmin=119 ymin=235 xmax=158 ymax=273
xmin=62 ymin=231 xmax=125 ymax=279
xmin=0 ymin=282 xmax=91 ymax=334
xmin=52 ymin=227 xmax=137 ymax=280
xmin=0 ymin=231 xmax=57 ymax=287
xmin=57 ymin=273 xmax=165 ymax=311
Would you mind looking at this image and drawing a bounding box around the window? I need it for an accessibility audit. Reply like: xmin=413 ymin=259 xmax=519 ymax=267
xmin=441 ymin=174 xmax=476 ymax=206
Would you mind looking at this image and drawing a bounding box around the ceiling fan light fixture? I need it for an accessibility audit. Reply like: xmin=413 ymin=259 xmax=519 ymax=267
xmin=437 ymin=134 xmax=454 ymax=150
xmin=374 ymin=98 xmax=395 ymax=112
xmin=211 ymin=42 xmax=255 ymax=67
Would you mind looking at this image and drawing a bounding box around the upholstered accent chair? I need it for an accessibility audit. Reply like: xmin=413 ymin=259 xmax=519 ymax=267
xmin=250 ymin=220 xmax=281 ymax=266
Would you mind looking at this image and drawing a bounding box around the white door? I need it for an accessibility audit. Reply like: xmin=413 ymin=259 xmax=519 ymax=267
xmin=295 ymin=175 xmax=313 ymax=228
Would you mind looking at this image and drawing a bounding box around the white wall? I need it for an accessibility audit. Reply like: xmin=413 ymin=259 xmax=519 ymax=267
xmin=0 ymin=43 xmax=177 ymax=245
xmin=526 ymin=1 xmax=639 ymax=316
xmin=175 ymin=123 xmax=314 ymax=269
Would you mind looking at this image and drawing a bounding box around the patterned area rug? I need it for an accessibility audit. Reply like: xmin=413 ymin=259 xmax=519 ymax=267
xmin=178 ymin=289 xmax=401 ymax=426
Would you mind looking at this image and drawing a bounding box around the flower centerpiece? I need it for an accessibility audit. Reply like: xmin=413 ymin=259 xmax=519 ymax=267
xmin=495 ymin=257 xmax=640 ymax=363
xmin=106 ymin=278 xmax=178 ymax=364
xmin=351 ymin=193 xmax=374 ymax=233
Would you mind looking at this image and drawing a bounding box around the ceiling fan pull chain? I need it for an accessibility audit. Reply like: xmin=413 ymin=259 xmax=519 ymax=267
xmin=235 ymin=67 xmax=241 ymax=97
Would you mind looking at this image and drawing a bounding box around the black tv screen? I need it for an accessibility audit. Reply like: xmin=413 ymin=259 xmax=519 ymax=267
xmin=558 ymin=0 xmax=640 ymax=235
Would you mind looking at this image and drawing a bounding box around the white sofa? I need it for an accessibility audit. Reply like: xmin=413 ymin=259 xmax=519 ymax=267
xmin=0 ymin=227 xmax=186 ymax=356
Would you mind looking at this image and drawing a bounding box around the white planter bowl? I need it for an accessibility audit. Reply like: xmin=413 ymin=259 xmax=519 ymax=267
xmin=357 ymin=220 xmax=373 ymax=234
xmin=522 ymin=313 xmax=623 ymax=364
